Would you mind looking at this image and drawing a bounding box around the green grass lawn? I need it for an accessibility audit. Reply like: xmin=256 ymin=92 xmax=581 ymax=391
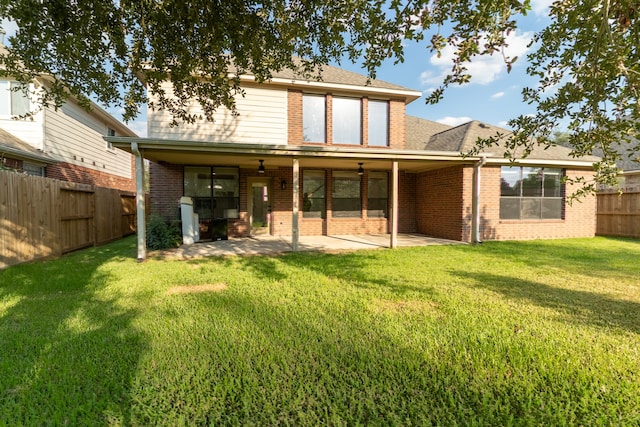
xmin=1 ymin=237 xmax=639 ymax=425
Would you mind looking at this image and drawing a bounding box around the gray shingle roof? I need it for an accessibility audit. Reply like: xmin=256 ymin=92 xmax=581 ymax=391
xmin=423 ymin=120 xmax=601 ymax=162
xmin=405 ymin=116 xmax=452 ymax=150
xmin=0 ymin=128 xmax=54 ymax=163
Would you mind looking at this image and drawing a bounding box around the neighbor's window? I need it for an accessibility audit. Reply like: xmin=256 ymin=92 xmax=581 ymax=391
xmin=302 ymin=170 xmax=326 ymax=218
xmin=367 ymin=171 xmax=388 ymax=218
xmin=500 ymin=166 xmax=564 ymax=219
xmin=184 ymin=166 xmax=240 ymax=219
xmin=303 ymin=94 xmax=326 ymax=143
xmin=22 ymin=163 xmax=44 ymax=177
xmin=367 ymin=100 xmax=389 ymax=147
xmin=332 ymin=171 xmax=361 ymax=217
xmin=0 ymin=81 xmax=30 ymax=116
xmin=332 ymin=97 xmax=361 ymax=145
xmin=106 ymin=127 xmax=116 ymax=150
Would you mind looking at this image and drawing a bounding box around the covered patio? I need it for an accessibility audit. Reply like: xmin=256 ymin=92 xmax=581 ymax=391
xmin=152 ymin=233 xmax=464 ymax=259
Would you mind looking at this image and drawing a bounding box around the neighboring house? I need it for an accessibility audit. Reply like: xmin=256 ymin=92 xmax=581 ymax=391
xmin=109 ymin=62 xmax=599 ymax=259
xmin=0 ymin=43 xmax=137 ymax=191
xmin=0 ymin=127 xmax=55 ymax=175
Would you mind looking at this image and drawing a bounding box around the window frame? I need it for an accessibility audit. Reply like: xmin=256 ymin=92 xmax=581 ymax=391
xmin=367 ymin=100 xmax=389 ymax=147
xmin=331 ymin=171 xmax=362 ymax=218
xmin=302 ymin=94 xmax=326 ymax=143
xmin=499 ymin=166 xmax=565 ymax=220
xmin=0 ymin=80 xmax=30 ymax=117
xmin=183 ymin=166 xmax=240 ymax=220
xmin=302 ymin=169 xmax=326 ymax=219
xmin=367 ymin=171 xmax=389 ymax=218
xmin=332 ymin=96 xmax=362 ymax=145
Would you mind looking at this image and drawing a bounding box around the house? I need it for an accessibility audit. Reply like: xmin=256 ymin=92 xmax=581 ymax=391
xmin=108 ymin=62 xmax=599 ymax=260
xmin=0 ymin=43 xmax=137 ymax=191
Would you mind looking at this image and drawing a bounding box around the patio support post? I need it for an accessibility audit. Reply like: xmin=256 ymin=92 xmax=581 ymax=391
xmin=292 ymin=157 xmax=299 ymax=251
xmin=472 ymin=156 xmax=487 ymax=244
xmin=390 ymin=161 xmax=399 ymax=248
xmin=132 ymin=142 xmax=146 ymax=261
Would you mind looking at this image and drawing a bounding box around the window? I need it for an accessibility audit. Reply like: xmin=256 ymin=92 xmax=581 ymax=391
xmin=0 ymin=81 xmax=30 ymax=116
xmin=303 ymin=94 xmax=326 ymax=143
xmin=184 ymin=166 xmax=239 ymax=219
xmin=106 ymin=127 xmax=116 ymax=150
xmin=368 ymin=100 xmax=389 ymax=146
xmin=500 ymin=167 xmax=563 ymax=219
xmin=367 ymin=171 xmax=388 ymax=218
xmin=332 ymin=171 xmax=361 ymax=217
xmin=302 ymin=170 xmax=326 ymax=218
xmin=332 ymin=97 xmax=361 ymax=145
xmin=22 ymin=163 xmax=44 ymax=177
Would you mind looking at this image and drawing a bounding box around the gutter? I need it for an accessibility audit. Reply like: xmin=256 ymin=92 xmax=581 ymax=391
xmin=471 ymin=155 xmax=488 ymax=244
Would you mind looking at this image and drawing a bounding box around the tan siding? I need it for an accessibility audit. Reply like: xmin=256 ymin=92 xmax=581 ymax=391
xmin=44 ymin=103 xmax=132 ymax=178
xmin=148 ymin=83 xmax=287 ymax=144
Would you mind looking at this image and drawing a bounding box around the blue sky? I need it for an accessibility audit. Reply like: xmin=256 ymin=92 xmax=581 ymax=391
xmin=2 ymin=0 xmax=553 ymax=137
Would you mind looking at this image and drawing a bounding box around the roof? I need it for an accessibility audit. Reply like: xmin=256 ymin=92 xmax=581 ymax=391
xmin=270 ymin=60 xmax=416 ymax=92
xmin=424 ymin=120 xmax=601 ymax=163
xmin=405 ymin=116 xmax=452 ymax=150
xmin=0 ymin=128 xmax=55 ymax=164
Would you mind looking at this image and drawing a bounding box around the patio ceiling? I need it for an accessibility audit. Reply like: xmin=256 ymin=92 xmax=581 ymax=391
xmin=109 ymin=137 xmax=477 ymax=173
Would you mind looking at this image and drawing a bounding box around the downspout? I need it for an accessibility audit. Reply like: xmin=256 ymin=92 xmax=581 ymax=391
xmin=471 ymin=155 xmax=487 ymax=244
xmin=132 ymin=142 xmax=146 ymax=261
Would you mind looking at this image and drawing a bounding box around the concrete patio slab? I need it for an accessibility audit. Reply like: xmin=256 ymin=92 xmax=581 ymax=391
xmin=152 ymin=234 xmax=464 ymax=260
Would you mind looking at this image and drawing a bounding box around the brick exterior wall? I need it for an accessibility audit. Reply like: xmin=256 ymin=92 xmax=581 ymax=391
xmin=46 ymin=161 xmax=135 ymax=192
xmin=287 ymin=90 xmax=303 ymax=144
xmin=148 ymin=161 xmax=183 ymax=220
xmin=477 ymin=166 xmax=597 ymax=241
xmin=388 ymin=99 xmax=406 ymax=150
xmin=398 ymin=171 xmax=417 ymax=233
xmin=415 ymin=165 xmax=470 ymax=241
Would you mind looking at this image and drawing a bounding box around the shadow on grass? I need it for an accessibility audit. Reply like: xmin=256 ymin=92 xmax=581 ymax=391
xmin=230 ymin=249 xmax=440 ymax=298
xmin=0 ymin=238 xmax=147 ymax=425
xmin=452 ymin=270 xmax=640 ymax=334
xmin=477 ymin=238 xmax=640 ymax=280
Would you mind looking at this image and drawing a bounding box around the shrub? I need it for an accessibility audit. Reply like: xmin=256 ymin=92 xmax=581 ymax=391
xmin=146 ymin=215 xmax=181 ymax=250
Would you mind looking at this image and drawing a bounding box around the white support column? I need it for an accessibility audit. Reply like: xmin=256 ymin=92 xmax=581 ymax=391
xmin=390 ymin=161 xmax=399 ymax=249
xmin=292 ymin=157 xmax=300 ymax=251
xmin=472 ymin=156 xmax=487 ymax=244
xmin=132 ymin=142 xmax=146 ymax=261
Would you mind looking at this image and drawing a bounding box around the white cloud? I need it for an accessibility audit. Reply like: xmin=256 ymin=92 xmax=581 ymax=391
xmin=490 ymin=91 xmax=505 ymax=100
xmin=436 ymin=116 xmax=472 ymax=127
xmin=420 ymin=31 xmax=533 ymax=87
xmin=497 ymin=120 xmax=509 ymax=128
xmin=530 ymin=0 xmax=554 ymax=15
xmin=127 ymin=120 xmax=148 ymax=137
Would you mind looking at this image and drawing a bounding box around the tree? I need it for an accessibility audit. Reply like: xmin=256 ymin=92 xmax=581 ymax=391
xmin=1 ymin=1 xmax=638 ymax=191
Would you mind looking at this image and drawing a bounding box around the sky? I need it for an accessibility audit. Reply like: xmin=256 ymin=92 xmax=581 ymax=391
xmin=1 ymin=0 xmax=553 ymax=137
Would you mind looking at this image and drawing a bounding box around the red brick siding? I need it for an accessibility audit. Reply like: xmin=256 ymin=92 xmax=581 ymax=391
xmin=46 ymin=161 xmax=135 ymax=192
xmin=398 ymin=171 xmax=417 ymax=233
xmin=1 ymin=157 xmax=22 ymax=170
xmin=415 ymin=165 xmax=468 ymax=241
xmin=477 ymin=166 xmax=597 ymax=240
xmin=148 ymin=162 xmax=183 ymax=220
xmin=388 ymin=99 xmax=406 ymax=150
xmin=287 ymin=90 xmax=303 ymax=144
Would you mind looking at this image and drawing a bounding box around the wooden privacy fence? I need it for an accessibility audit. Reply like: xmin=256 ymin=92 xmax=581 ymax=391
xmin=596 ymin=190 xmax=640 ymax=238
xmin=0 ymin=171 xmax=136 ymax=269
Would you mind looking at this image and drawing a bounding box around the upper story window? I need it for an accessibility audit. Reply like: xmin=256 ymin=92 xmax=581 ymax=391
xmin=368 ymin=100 xmax=389 ymax=147
xmin=332 ymin=97 xmax=362 ymax=145
xmin=0 ymin=81 xmax=30 ymax=116
xmin=500 ymin=166 xmax=564 ymax=220
xmin=303 ymin=94 xmax=326 ymax=143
